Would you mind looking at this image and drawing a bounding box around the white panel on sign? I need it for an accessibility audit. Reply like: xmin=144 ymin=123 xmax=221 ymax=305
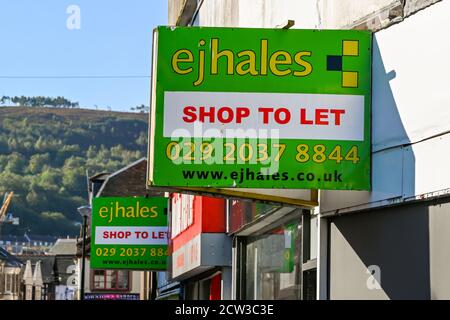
xmin=164 ymin=91 xmax=365 ymax=141
xmin=95 ymin=226 xmax=169 ymax=245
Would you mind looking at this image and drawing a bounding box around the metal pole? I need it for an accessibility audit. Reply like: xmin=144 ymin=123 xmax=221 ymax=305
xmin=80 ymin=215 xmax=87 ymax=300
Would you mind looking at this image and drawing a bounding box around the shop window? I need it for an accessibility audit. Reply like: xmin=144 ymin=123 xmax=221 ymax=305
xmin=92 ymin=270 xmax=129 ymax=291
xmin=244 ymin=221 xmax=302 ymax=300
xmin=229 ymin=200 xmax=280 ymax=233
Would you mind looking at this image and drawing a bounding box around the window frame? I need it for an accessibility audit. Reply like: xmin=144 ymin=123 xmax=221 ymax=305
xmin=240 ymin=220 xmax=302 ymax=300
xmin=235 ymin=208 xmax=316 ymax=300
xmin=90 ymin=269 xmax=131 ymax=292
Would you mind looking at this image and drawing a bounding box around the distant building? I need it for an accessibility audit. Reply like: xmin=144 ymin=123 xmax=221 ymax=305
xmin=19 ymin=238 xmax=78 ymax=300
xmin=19 ymin=255 xmax=56 ymax=300
xmin=50 ymin=238 xmax=78 ymax=300
xmin=0 ymin=247 xmax=23 ymax=300
xmin=49 ymin=238 xmax=77 ymax=256
xmin=0 ymin=234 xmax=57 ymax=255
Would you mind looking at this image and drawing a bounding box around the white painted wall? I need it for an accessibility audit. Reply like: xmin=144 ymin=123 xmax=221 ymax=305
xmin=319 ymin=0 xmax=400 ymax=28
xmin=195 ymin=0 xmax=319 ymax=28
xmin=194 ymin=0 xmax=239 ymax=27
xmin=321 ymin=0 xmax=450 ymax=213
xmin=194 ymin=0 xmax=407 ymax=29
xmin=238 ymin=0 xmax=319 ymax=28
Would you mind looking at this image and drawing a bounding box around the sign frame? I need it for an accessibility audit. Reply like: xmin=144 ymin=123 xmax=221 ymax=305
xmin=147 ymin=26 xmax=372 ymax=205
xmin=90 ymin=197 xmax=169 ymax=271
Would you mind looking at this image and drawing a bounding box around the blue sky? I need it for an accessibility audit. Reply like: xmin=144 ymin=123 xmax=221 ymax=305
xmin=0 ymin=1 xmax=168 ymax=112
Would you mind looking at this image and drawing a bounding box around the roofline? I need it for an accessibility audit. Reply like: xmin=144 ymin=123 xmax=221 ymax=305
xmin=96 ymin=157 xmax=147 ymax=198
xmin=89 ymin=172 xmax=111 ymax=182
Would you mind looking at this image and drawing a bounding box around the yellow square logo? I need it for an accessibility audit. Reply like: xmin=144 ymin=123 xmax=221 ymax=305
xmin=343 ymin=40 xmax=359 ymax=56
xmin=342 ymin=71 xmax=358 ymax=88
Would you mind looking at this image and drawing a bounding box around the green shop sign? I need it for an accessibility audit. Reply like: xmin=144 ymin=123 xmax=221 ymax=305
xmin=90 ymin=197 xmax=168 ymax=270
xmin=148 ymin=26 xmax=372 ymax=190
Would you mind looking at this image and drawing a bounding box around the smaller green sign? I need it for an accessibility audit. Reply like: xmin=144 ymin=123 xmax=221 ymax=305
xmin=91 ymin=197 xmax=168 ymax=270
xmin=280 ymin=223 xmax=297 ymax=273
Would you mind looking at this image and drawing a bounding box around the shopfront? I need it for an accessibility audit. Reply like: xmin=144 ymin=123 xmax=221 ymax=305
xmin=230 ymin=200 xmax=317 ymax=300
xmin=183 ymin=270 xmax=223 ymax=300
xmin=169 ymin=193 xmax=232 ymax=300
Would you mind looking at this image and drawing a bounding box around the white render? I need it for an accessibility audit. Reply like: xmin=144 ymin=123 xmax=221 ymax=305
xmin=321 ymin=0 xmax=450 ymax=213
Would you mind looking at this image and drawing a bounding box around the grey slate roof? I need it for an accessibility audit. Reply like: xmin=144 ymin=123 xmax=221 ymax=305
xmin=0 ymin=247 xmax=23 ymax=267
xmin=96 ymin=158 xmax=164 ymax=198
xmin=48 ymin=238 xmax=77 ymax=255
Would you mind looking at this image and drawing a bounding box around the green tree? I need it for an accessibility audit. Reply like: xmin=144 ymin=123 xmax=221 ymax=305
xmin=27 ymin=153 xmax=50 ymax=174
xmin=38 ymin=168 xmax=62 ymax=192
xmin=136 ymin=131 xmax=147 ymax=146
xmin=0 ymin=106 xmax=147 ymax=236
xmin=5 ymin=152 xmax=26 ymax=174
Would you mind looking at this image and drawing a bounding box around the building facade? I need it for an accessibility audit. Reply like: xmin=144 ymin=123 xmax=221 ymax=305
xmin=0 ymin=247 xmax=22 ymax=300
xmin=166 ymin=0 xmax=450 ymax=300
xmin=77 ymin=259 xmax=142 ymax=300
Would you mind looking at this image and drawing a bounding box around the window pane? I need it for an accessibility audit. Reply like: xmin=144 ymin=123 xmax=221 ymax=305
xmin=245 ymin=221 xmax=301 ymax=300
xmin=106 ymin=270 xmax=117 ymax=289
xmin=94 ymin=275 xmax=104 ymax=289
xmin=93 ymin=270 xmax=105 ymax=289
xmin=92 ymin=270 xmax=129 ymax=291
xmin=94 ymin=270 xmax=105 ymax=276
xmin=117 ymin=271 xmax=129 ymax=289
